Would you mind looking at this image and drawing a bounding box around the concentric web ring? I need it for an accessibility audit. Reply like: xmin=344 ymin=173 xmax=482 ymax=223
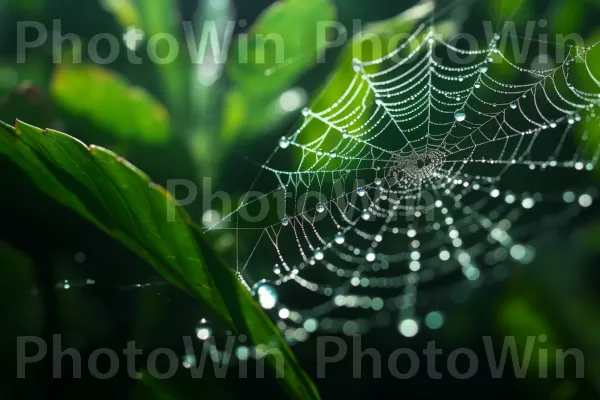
xmin=218 ymin=20 xmax=600 ymax=342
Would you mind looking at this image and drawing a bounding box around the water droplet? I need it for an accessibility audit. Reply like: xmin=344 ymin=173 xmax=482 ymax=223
xmin=74 ymin=252 xmax=86 ymax=263
xmin=374 ymin=178 xmax=382 ymax=186
xmin=425 ymin=311 xmax=444 ymax=330
xmin=279 ymin=137 xmax=290 ymax=149
xmin=478 ymin=64 xmax=488 ymax=73
xmin=454 ymin=110 xmax=466 ymax=122
xmin=252 ymin=280 xmax=278 ymax=310
xmin=316 ymin=202 xmax=326 ymax=213
xmin=182 ymin=354 xmax=197 ymax=368
xmin=510 ymin=102 xmax=518 ymax=109
xmin=439 ymin=250 xmax=450 ymax=261
xmin=352 ymin=58 xmax=362 ymax=72
xmin=365 ymin=251 xmax=376 ymax=262
xmin=301 ymin=108 xmax=310 ymax=117
xmin=281 ymin=216 xmax=290 ymax=226
xmin=361 ymin=210 xmax=371 ymax=220
xmin=335 ymin=232 xmax=345 ymax=244
xmin=357 ymin=187 xmax=366 ymax=197
xmin=521 ymin=198 xmax=535 ymax=209
xmin=196 ymin=319 xmax=212 ymax=340
xmin=563 ymin=191 xmax=575 ymax=203
xmin=314 ymin=248 xmax=325 ymax=260
xmin=579 ymin=194 xmax=593 ymax=207
xmin=273 ymin=264 xmax=281 ymax=274
xmin=399 ymin=318 xmax=419 ymax=337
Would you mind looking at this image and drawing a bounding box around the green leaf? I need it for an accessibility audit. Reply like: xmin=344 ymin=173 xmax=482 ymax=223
xmin=0 ymin=119 xmax=320 ymax=400
xmin=222 ymin=0 xmax=335 ymax=140
xmin=228 ymin=0 xmax=335 ymax=98
xmin=100 ymin=0 xmax=140 ymax=27
xmin=186 ymin=0 xmax=234 ymax=177
xmin=103 ymin=0 xmax=188 ymax=125
xmin=51 ymin=64 xmax=171 ymax=144
xmin=137 ymin=0 xmax=190 ymax=125
xmin=221 ymin=88 xmax=300 ymax=143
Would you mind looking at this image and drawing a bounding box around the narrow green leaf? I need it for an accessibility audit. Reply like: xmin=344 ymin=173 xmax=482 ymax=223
xmin=0 ymin=119 xmax=320 ymax=400
xmin=228 ymin=0 xmax=335 ymax=98
xmin=186 ymin=0 xmax=234 ymax=177
xmin=222 ymin=0 xmax=335 ymax=141
xmin=51 ymin=64 xmax=171 ymax=144
xmin=100 ymin=0 xmax=141 ymax=27
xmin=103 ymin=0 xmax=188 ymax=124
xmin=134 ymin=0 xmax=189 ymax=124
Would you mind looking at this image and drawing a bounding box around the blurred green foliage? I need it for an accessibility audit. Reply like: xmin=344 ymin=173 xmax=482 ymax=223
xmin=0 ymin=0 xmax=599 ymax=399
xmin=51 ymin=64 xmax=171 ymax=143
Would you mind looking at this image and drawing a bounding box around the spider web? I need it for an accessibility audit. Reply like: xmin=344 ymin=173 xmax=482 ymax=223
xmin=217 ymin=19 xmax=600 ymax=341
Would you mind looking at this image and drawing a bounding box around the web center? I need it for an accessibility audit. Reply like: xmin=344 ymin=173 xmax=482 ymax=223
xmin=386 ymin=150 xmax=446 ymax=187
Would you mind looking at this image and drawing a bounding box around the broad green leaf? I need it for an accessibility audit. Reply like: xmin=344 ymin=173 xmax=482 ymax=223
xmin=0 ymin=119 xmax=320 ymax=400
xmin=51 ymin=64 xmax=171 ymax=144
